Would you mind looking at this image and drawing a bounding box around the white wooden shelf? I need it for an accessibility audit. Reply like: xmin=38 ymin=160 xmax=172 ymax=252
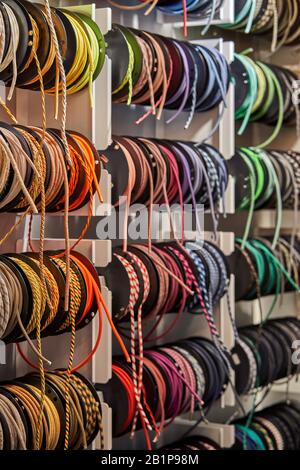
xmin=269 ymin=375 xmax=300 ymax=396
xmin=253 ymin=210 xmax=299 ymax=231
xmin=239 ymin=375 xmax=300 ymax=416
xmin=0 ymin=341 xmax=5 ymax=365
xmin=92 ymin=399 xmax=112 ymax=450
xmin=93 ymin=279 xmax=112 ymax=384
xmin=223 ymin=175 xmax=235 ymax=214
xmin=172 ymin=419 xmax=235 ymax=448
xmin=236 ymin=292 xmax=300 ymax=327
xmin=0 ymin=344 xmax=15 ymax=381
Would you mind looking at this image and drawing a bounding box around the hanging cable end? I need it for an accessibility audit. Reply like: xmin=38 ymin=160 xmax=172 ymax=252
xmin=241 ymin=48 xmax=254 ymax=56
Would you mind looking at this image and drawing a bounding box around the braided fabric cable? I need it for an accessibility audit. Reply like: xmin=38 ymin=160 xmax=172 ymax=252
xmin=126 ymin=252 xmax=151 ymax=438
xmin=255 ymin=417 xmax=284 ymax=450
xmin=0 ymin=395 xmax=26 ymax=449
xmin=115 ymin=254 xmax=153 ymax=441
xmin=168 ymin=246 xmax=226 ymax=350
xmin=142 ymin=356 xmax=166 ymax=434
xmin=187 ymin=249 xmax=213 ymax=313
xmin=173 ymin=345 xmax=206 ymax=400
xmin=0 ymin=271 xmax=10 ymax=337
xmin=1 ymin=4 xmax=18 ymax=101
xmin=185 ymin=57 xmax=198 ymax=129
xmin=205 ymin=243 xmax=238 ymax=340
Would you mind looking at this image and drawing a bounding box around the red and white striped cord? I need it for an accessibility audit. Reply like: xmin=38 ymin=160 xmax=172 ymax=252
xmin=115 ymin=254 xmax=153 ymax=435
xmin=126 ymin=252 xmax=152 ymax=438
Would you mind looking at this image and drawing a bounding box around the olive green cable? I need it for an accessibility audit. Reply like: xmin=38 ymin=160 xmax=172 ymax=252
xmin=251 ymin=63 xmax=267 ymax=114
xmin=251 ymin=62 xmax=275 ymax=121
xmin=112 ymin=37 xmax=134 ymax=105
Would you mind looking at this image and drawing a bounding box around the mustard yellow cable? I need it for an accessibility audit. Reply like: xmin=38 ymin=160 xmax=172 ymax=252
xmin=252 ymin=63 xmax=267 ymax=114
xmin=10 ymin=258 xmax=45 ymax=334
xmin=67 ymin=19 xmax=98 ymax=103
xmin=46 ymin=12 xmax=97 ymax=98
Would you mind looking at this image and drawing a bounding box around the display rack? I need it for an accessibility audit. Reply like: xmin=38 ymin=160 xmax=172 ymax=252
xmin=106 ymin=5 xmax=237 ymax=445
xmin=223 ymin=33 xmax=300 ymax=422
xmin=0 ymin=2 xmax=239 ymax=451
xmin=0 ymin=5 xmax=114 ymax=451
